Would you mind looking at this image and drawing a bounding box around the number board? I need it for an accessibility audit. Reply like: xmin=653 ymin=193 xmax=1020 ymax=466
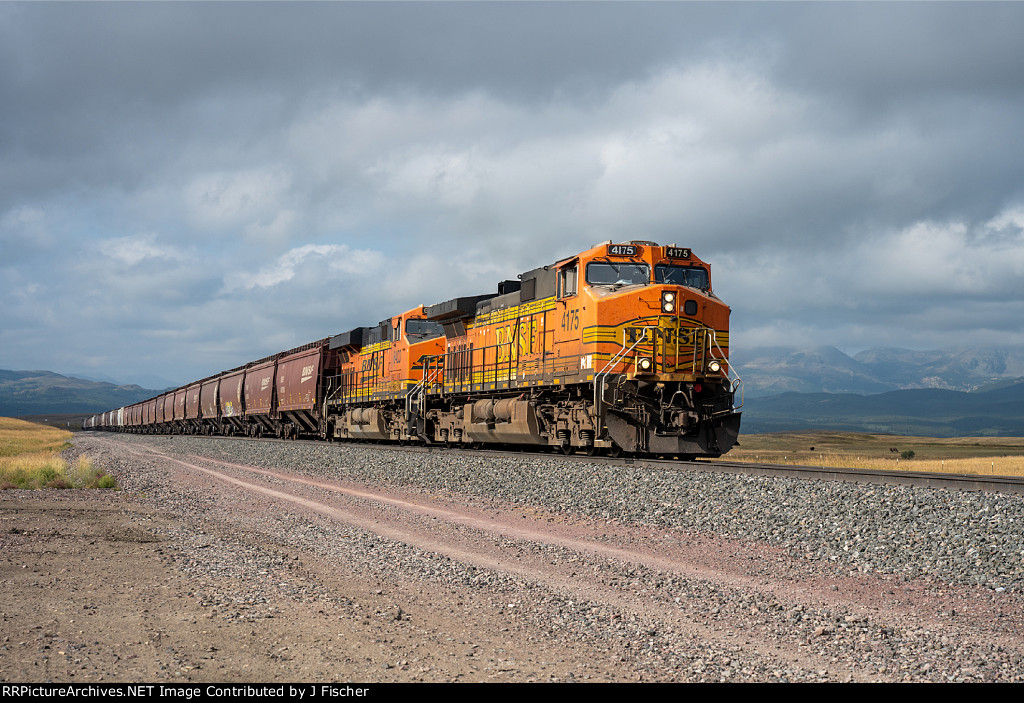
xmin=607 ymin=244 xmax=640 ymax=257
xmin=665 ymin=247 xmax=691 ymax=259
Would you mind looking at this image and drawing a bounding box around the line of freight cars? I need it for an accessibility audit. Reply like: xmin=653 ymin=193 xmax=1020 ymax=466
xmin=86 ymin=239 xmax=742 ymax=457
xmin=82 ymin=337 xmax=336 ymax=439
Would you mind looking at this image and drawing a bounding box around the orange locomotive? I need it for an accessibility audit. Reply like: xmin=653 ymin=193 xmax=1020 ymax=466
xmin=87 ymin=240 xmax=741 ymax=458
xmin=325 ymin=240 xmax=741 ymax=457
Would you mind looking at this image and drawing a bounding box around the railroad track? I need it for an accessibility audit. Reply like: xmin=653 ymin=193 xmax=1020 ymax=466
xmin=98 ymin=431 xmax=1024 ymax=495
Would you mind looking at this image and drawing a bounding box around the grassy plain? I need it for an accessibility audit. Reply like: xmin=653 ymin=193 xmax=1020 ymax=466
xmin=0 ymin=417 xmax=116 ymax=489
xmin=731 ymin=431 xmax=1024 ymax=477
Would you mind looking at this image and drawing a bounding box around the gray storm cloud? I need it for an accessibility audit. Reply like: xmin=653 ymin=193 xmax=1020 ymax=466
xmin=1 ymin=3 xmax=1023 ymax=384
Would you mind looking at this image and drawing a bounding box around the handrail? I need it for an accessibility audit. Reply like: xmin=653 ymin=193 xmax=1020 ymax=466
xmin=443 ymin=339 xmax=521 ymax=393
xmin=593 ymin=326 xmax=651 ymax=422
xmin=709 ymin=330 xmax=743 ymax=411
xmin=408 ymin=356 xmax=445 ymax=400
xmin=404 ymin=356 xmax=446 ymax=438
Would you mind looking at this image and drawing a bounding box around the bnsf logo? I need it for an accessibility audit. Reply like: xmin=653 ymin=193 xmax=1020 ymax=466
xmin=301 ymin=364 xmax=316 ymax=382
xmin=260 ymin=376 xmax=271 ymax=391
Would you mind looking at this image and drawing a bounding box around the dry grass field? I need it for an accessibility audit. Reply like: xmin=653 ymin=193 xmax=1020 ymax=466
xmin=0 ymin=417 xmax=116 ymax=489
xmin=730 ymin=431 xmax=1024 ymax=477
xmin=4 ymin=415 xmax=1022 ymax=483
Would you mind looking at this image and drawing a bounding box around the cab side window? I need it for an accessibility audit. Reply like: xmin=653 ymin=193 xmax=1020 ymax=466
xmin=558 ymin=263 xmax=578 ymax=299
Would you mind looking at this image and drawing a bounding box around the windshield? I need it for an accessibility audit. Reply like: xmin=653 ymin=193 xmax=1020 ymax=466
xmin=654 ymin=265 xmax=710 ymax=290
xmin=405 ymin=319 xmax=444 ymax=339
xmin=586 ymin=262 xmax=650 ymax=287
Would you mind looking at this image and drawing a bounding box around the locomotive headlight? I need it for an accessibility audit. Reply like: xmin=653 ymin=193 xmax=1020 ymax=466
xmin=638 ymin=357 xmax=654 ymax=372
xmin=708 ymin=360 xmax=722 ymax=373
xmin=661 ymin=291 xmax=676 ymax=313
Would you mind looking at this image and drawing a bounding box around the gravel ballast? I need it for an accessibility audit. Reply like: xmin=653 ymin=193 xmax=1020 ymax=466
xmin=111 ymin=434 xmax=1024 ymax=591
xmin=45 ymin=433 xmax=1024 ymax=682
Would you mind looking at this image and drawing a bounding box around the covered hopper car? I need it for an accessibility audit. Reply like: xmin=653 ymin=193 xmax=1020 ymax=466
xmin=87 ymin=240 xmax=742 ymax=457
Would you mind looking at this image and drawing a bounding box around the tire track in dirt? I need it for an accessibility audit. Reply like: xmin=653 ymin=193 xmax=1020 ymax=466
xmin=146 ymin=448 xmax=867 ymax=681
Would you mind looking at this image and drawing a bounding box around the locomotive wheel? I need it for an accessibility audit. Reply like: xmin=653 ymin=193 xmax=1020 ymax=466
xmin=608 ymin=443 xmax=623 ymax=459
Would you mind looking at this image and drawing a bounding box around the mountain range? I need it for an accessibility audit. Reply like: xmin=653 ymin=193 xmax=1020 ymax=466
xmin=732 ymin=345 xmax=1024 ymax=396
xmin=739 ymin=382 xmax=1024 ymax=437
xmin=729 ymin=345 xmax=1024 ymax=436
xmin=0 ymin=369 xmax=164 ymax=418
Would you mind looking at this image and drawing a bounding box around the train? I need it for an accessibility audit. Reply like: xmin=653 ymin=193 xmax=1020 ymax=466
xmin=85 ymin=240 xmax=742 ymax=458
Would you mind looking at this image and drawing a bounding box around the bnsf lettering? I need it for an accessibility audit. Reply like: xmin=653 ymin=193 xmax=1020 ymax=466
xmin=495 ymin=324 xmax=518 ymax=364
xmin=626 ymin=326 xmax=701 ymax=345
xmin=491 ymin=318 xmax=541 ymax=361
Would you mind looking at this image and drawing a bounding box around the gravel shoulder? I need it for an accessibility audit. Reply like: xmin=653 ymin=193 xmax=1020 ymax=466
xmin=3 ymin=433 xmax=1024 ymax=683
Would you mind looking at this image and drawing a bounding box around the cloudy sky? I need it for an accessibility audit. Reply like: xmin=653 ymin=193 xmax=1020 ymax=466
xmin=2 ymin=2 xmax=1024 ymax=387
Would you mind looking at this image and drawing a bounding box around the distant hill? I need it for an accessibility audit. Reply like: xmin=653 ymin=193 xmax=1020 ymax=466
xmin=65 ymin=370 xmax=176 ymax=390
xmin=733 ymin=345 xmax=1024 ymax=397
xmin=740 ymin=379 xmax=1024 ymax=437
xmin=0 ymin=369 xmax=163 ymax=418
